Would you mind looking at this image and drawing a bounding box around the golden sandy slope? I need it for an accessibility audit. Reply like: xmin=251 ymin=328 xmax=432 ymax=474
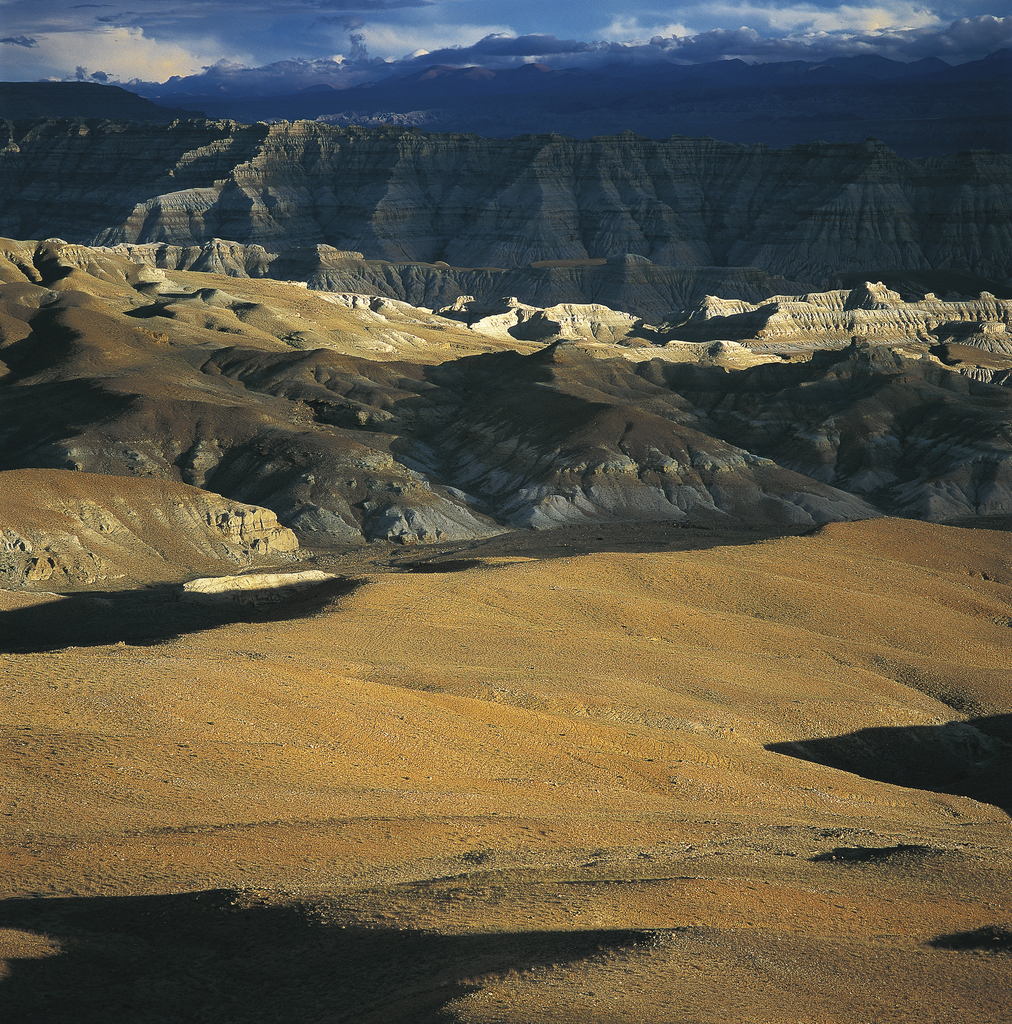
xmin=0 ymin=516 xmax=1009 ymax=1021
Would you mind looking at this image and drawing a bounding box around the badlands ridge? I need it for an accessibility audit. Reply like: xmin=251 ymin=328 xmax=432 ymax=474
xmin=1 ymin=237 xmax=1011 ymax=564
xmin=2 ymin=123 xmax=1009 ymax=286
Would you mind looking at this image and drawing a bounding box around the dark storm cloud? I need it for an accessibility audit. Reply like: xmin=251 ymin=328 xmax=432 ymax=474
xmin=386 ymin=16 xmax=1012 ymax=71
xmin=1 ymin=35 xmax=39 ymax=47
xmin=653 ymin=16 xmax=1012 ymax=64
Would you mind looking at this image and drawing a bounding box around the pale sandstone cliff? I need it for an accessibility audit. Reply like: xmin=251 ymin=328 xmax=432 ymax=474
xmin=0 ymin=469 xmax=298 ymax=588
xmin=2 ymin=121 xmax=1009 ymax=290
xmin=435 ymin=294 xmax=654 ymax=344
xmin=665 ymin=281 xmax=1012 ymax=346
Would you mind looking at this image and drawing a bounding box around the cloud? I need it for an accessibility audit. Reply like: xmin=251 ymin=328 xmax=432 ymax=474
xmin=2 ymin=2 xmax=1008 ymax=95
xmin=132 ymin=56 xmax=365 ymax=96
xmin=355 ymin=21 xmax=514 ymax=61
xmin=110 ymin=13 xmax=1012 ymax=99
xmin=392 ymin=32 xmax=598 ymax=65
xmin=347 ymin=14 xmax=1006 ymax=78
xmin=601 ymin=18 xmax=695 ymax=43
xmin=690 ymin=2 xmax=945 ymax=36
xmin=31 ymin=25 xmax=241 ymax=82
xmin=653 ymin=14 xmax=1012 ymax=63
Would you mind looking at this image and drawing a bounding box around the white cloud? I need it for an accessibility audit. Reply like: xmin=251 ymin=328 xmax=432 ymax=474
xmin=679 ymin=2 xmax=946 ymax=35
xmin=599 ymin=16 xmax=696 ymax=42
xmin=5 ymin=26 xmax=242 ymax=82
xmin=358 ymin=22 xmax=514 ymax=61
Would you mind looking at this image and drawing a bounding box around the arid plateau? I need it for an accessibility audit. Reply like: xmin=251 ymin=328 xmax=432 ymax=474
xmin=0 ymin=120 xmax=1011 ymax=1021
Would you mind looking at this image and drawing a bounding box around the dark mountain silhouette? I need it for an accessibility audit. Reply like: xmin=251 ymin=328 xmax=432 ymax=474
xmin=117 ymin=50 xmax=1012 ymax=156
xmin=0 ymin=81 xmax=202 ymax=121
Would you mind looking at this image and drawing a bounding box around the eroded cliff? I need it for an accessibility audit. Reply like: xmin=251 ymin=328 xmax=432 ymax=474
xmin=0 ymin=469 xmax=298 ymax=588
xmin=2 ymin=121 xmax=1009 ymax=289
xmin=665 ymin=281 xmax=1012 ymax=346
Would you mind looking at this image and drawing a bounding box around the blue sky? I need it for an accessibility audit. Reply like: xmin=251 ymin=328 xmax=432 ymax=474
xmin=1 ymin=1 xmax=1009 ymax=90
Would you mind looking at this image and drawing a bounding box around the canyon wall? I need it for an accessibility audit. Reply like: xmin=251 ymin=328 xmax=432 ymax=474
xmin=1 ymin=120 xmax=1010 ymax=289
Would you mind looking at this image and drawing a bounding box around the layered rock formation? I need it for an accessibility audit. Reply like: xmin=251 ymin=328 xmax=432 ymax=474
xmin=665 ymin=281 xmax=1012 ymax=347
xmin=435 ymin=294 xmax=655 ymax=345
xmin=2 ymin=121 xmax=1009 ymax=290
xmin=96 ymin=240 xmax=815 ymax=322
xmin=652 ymin=343 xmax=1012 ymax=520
xmin=0 ymin=469 xmax=298 ymax=588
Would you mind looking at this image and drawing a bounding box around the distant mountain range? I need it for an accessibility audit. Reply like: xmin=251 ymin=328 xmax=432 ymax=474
xmin=1 ymin=49 xmax=1008 ymax=156
xmin=135 ymin=48 xmax=1012 ymax=157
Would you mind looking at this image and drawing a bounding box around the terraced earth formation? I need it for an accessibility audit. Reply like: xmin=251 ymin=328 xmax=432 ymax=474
xmin=3 ymin=238 xmax=1012 ymax=553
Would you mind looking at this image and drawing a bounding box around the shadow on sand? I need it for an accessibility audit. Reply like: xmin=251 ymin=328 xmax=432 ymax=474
xmin=0 ymin=577 xmax=363 ymax=653
xmin=929 ymin=925 xmax=1012 ymax=953
xmin=0 ymin=889 xmax=650 ymax=1023
xmin=766 ymin=716 xmax=1012 ymax=815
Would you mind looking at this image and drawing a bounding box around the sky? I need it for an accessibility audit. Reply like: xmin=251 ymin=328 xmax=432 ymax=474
xmin=1 ymin=1 xmax=1010 ymax=94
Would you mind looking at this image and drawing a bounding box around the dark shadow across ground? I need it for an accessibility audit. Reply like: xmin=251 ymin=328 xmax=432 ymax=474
xmin=0 ymin=578 xmax=362 ymax=653
xmin=0 ymin=889 xmax=652 ymax=1024
xmin=766 ymin=716 xmax=1012 ymax=815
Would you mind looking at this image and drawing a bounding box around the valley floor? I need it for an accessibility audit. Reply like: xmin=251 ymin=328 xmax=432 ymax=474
xmin=0 ymin=517 xmax=1010 ymax=1022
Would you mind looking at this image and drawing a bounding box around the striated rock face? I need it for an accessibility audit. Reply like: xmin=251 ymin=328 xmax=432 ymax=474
xmin=2 ymin=121 xmax=1010 ymax=288
xmin=664 ymin=282 xmax=1012 ymax=347
xmin=410 ymin=344 xmax=879 ymax=530
xmin=0 ymin=469 xmax=298 ymax=588
xmin=100 ymin=238 xmax=366 ymax=281
xmin=436 ymin=295 xmax=652 ymax=344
